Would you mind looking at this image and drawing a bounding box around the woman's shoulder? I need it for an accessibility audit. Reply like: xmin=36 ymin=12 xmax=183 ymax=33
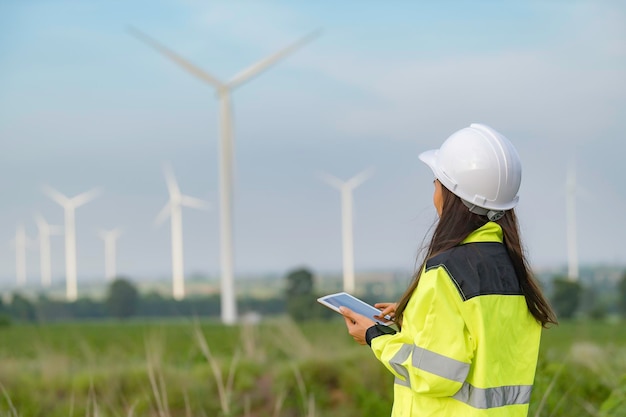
xmin=426 ymin=241 xmax=507 ymax=270
xmin=424 ymin=242 xmax=518 ymax=301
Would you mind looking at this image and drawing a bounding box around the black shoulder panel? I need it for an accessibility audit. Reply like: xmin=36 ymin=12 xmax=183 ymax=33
xmin=425 ymin=242 xmax=522 ymax=301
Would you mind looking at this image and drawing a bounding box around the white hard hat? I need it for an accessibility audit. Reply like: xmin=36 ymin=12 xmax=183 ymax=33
xmin=419 ymin=123 xmax=522 ymax=220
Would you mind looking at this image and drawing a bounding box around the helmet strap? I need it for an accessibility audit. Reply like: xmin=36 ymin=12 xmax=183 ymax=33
xmin=462 ymin=200 xmax=505 ymax=221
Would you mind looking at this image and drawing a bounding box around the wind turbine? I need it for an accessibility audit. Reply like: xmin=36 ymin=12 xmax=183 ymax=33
xmin=156 ymin=162 xmax=209 ymax=301
xmin=43 ymin=186 xmax=100 ymax=301
xmin=566 ymin=163 xmax=579 ymax=281
xmin=129 ymin=27 xmax=320 ymax=324
xmin=98 ymin=228 xmax=122 ymax=281
xmin=319 ymin=169 xmax=374 ymax=294
xmin=34 ymin=214 xmax=62 ymax=287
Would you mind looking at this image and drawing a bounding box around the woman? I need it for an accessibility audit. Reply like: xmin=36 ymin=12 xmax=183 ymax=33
xmin=340 ymin=123 xmax=557 ymax=417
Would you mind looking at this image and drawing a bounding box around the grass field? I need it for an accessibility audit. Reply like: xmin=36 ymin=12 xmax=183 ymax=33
xmin=0 ymin=318 xmax=625 ymax=417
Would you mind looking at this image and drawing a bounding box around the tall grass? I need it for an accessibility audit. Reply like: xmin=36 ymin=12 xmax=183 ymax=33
xmin=0 ymin=383 xmax=18 ymax=417
xmin=0 ymin=319 xmax=624 ymax=416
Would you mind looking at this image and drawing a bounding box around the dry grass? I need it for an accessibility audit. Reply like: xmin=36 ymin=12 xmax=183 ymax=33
xmin=0 ymin=320 xmax=624 ymax=416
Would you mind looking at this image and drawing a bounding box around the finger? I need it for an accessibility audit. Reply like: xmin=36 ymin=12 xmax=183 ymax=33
xmin=375 ymin=303 xmax=396 ymax=315
xmin=379 ymin=305 xmax=396 ymax=317
xmin=340 ymin=308 xmax=356 ymax=326
xmin=379 ymin=305 xmax=391 ymax=315
xmin=339 ymin=306 xmax=355 ymax=321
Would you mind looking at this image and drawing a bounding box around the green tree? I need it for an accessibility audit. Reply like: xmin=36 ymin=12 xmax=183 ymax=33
xmin=106 ymin=278 xmax=139 ymax=319
xmin=137 ymin=291 xmax=170 ymax=317
xmin=551 ymin=277 xmax=583 ymax=320
xmin=10 ymin=293 xmax=36 ymax=321
xmin=618 ymin=271 xmax=626 ymax=318
xmin=286 ymin=268 xmax=314 ymax=296
xmin=285 ymin=267 xmax=316 ymax=321
xmin=71 ymin=297 xmax=106 ymax=319
xmin=35 ymin=294 xmax=70 ymax=322
xmin=0 ymin=297 xmax=10 ymax=327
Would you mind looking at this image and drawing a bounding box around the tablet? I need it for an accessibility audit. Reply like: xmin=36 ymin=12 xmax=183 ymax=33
xmin=317 ymin=292 xmax=394 ymax=326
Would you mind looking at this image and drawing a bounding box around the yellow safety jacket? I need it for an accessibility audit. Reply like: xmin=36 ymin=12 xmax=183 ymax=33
xmin=371 ymin=222 xmax=541 ymax=417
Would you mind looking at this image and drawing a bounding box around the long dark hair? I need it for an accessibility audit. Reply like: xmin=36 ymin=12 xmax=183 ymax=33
xmin=394 ymin=183 xmax=558 ymax=328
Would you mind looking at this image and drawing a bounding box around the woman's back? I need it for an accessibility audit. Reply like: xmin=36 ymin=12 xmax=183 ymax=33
xmin=376 ymin=222 xmax=542 ymax=416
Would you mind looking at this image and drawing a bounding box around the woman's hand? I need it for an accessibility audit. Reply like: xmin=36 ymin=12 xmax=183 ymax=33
xmin=374 ymin=302 xmax=397 ymax=321
xmin=340 ymin=307 xmax=375 ymax=345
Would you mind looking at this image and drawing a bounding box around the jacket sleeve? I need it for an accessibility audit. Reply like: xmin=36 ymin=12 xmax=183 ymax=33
xmin=370 ymin=266 xmax=474 ymax=397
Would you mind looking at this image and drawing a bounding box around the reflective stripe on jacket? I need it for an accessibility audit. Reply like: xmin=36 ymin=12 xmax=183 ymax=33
xmin=371 ymin=222 xmax=541 ymax=417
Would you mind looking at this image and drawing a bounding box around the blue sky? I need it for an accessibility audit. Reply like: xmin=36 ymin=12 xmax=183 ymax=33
xmin=1 ymin=1 xmax=625 ymax=290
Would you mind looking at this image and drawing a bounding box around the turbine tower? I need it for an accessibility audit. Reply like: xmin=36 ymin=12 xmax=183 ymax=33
xmin=34 ymin=214 xmax=62 ymax=287
xmin=320 ymin=169 xmax=374 ymax=294
xmin=98 ymin=228 xmax=122 ymax=281
xmin=43 ymin=186 xmax=100 ymax=301
xmin=156 ymin=162 xmax=209 ymax=300
xmin=566 ymin=163 xmax=579 ymax=281
xmin=129 ymin=27 xmax=320 ymax=324
xmin=13 ymin=223 xmax=29 ymax=286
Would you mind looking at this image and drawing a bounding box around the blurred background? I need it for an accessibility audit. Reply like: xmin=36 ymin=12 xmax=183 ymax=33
xmin=0 ymin=1 xmax=625 ymax=415
xmin=2 ymin=0 xmax=625 ymax=287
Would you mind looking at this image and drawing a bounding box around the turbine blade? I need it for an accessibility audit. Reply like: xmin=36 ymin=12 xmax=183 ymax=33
xmin=227 ymin=29 xmax=322 ymax=89
xmin=162 ymin=162 xmax=181 ymax=198
xmin=42 ymin=185 xmax=69 ymax=206
xmin=72 ymin=188 xmax=101 ymax=207
xmin=180 ymin=195 xmax=210 ymax=210
xmin=318 ymin=172 xmax=344 ymax=190
xmin=347 ymin=167 xmax=375 ymax=189
xmin=155 ymin=203 xmax=171 ymax=226
xmin=128 ymin=26 xmax=225 ymax=89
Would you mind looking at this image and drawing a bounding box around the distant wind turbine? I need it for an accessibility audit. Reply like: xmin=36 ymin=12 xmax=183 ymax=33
xmin=43 ymin=186 xmax=101 ymax=301
xmin=319 ymin=168 xmax=374 ymax=294
xmin=34 ymin=214 xmax=62 ymax=287
xmin=566 ymin=163 xmax=579 ymax=281
xmin=156 ymin=163 xmax=209 ymax=300
xmin=98 ymin=228 xmax=122 ymax=281
xmin=129 ymin=27 xmax=320 ymax=324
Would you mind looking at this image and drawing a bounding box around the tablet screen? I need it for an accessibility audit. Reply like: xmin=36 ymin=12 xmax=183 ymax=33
xmin=317 ymin=292 xmax=391 ymax=324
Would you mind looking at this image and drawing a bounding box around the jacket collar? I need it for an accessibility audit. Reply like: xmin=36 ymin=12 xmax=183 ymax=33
xmin=461 ymin=221 xmax=503 ymax=245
